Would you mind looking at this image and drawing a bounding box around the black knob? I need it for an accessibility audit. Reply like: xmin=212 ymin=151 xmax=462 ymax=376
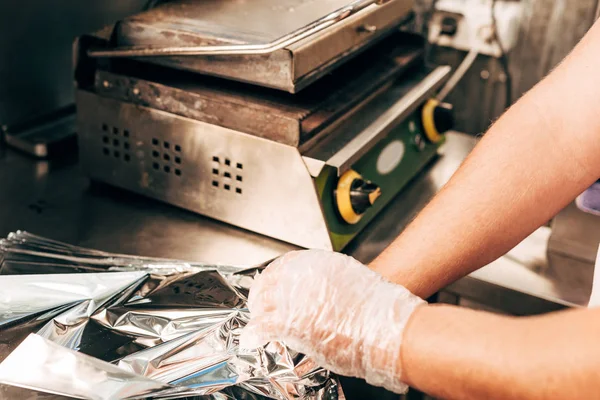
xmin=349 ymin=179 xmax=382 ymax=215
xmin=433 ymin=102 xmax=454 ymax=134
xmin=440 ymin=16 xmax=459 ymax=37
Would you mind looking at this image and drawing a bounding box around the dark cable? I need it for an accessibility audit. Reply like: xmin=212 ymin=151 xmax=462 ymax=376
xmin=491 ymin=0 xmax=513 ymax=109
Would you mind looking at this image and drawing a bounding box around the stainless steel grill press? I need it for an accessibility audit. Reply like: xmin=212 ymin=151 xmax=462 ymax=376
xmin=75 ymin=0 xmax=454 ymax=250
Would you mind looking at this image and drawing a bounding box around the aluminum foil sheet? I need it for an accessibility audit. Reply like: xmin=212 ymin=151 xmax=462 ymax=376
xmin=0 ymin=232 xmax=339 ymax=400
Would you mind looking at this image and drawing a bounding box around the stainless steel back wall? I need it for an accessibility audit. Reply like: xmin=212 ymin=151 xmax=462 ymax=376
xmin=0 ymin=1 xmax=147 ymax=126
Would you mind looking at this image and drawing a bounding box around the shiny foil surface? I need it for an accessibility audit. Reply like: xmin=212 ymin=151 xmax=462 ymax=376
xmin=0 ymin=232 xmax=339 ymax=400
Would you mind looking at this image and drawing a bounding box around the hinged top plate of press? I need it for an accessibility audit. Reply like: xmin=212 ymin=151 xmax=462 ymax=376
xmin=90 ymin=0 xmax=414 ymax=92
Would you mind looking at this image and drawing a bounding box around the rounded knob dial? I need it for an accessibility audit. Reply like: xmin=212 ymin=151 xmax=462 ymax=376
xmin=335 ymin=170 xmax=382 ymax=224
xmin=440 ymin=16 xmax=459 ymax=37
xmin=422 ymin=99 xmax=455 ymax=143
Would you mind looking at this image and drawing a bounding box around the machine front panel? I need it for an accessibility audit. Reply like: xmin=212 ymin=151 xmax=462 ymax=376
xmin=317 ymin=112 xmax=444 ymax=251
xmin=76 ymin=90 xmax=333 ymax=250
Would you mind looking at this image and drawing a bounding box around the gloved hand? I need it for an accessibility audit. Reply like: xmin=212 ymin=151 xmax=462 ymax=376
xmin=240 ymin=250 xmax=426 ymax=394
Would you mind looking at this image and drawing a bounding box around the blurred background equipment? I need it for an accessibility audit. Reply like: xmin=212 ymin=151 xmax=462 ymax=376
xmin=0 ymin=1 xmax=148 ymax=157
xmin=414 ymin=0 xmax=599 ymax=134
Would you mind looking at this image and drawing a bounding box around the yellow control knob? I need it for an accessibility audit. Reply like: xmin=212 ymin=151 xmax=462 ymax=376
xmin=422 ymin=99 xmax=454 ymax=143
xmin=335 ymin=170 xmax=382 ymax=224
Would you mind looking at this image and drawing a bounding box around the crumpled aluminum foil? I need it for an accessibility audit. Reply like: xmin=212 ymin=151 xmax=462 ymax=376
xmin=0 ymin=232 xmax=339 ymax=400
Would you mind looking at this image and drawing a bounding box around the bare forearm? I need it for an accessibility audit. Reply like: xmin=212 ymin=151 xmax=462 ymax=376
xmin=401 ymin=305 xmax=600 ymax=400
xmin=371 ymin=20 xmax=600 ymax=297
xmin=371 ymin=93 xmax=595 ymax=296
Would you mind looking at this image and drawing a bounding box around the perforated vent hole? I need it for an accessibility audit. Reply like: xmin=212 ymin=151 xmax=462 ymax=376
xmin=211 ymin=155 xmax=243 ymax=195
xmin=152 ymin=139 xmax=183 ymax=177
xmin=101 ymin=124 xmax=131 ymax=163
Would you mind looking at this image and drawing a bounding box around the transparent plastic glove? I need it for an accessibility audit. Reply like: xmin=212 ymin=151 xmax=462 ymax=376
xmin=240 ymin=250 xmax=426 ymax=394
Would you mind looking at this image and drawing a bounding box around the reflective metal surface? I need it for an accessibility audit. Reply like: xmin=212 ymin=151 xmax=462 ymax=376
xmin=3 ymin=106 xmax=77 ymax=159
xmin=76 ymin=55 xmax=445 ymax=251
xmin=89 ymin=33 xmax=424 ymax=147
xmin=324 ymin=66 xmax=451 ymax=174
xmin=446 ymin=227 xmax=583 ymax=315
xmin=76 ymin=90 xmax=332 ymax=250
xmin=0 ymin=132 xmax=588 ymax=318
xmin=0 ymin=335 xmax=173 ymax=400
xmin=546 ymin=201 xmax=600 ymax=306
xmin=78 ymin=0 xmax=414 ymax=92
xmin=549 ymin=201 xmax=600 ymax=266
xmin=0 ymin=232 xmax=337 ymax=399
xmin=0 ymin=156 xmax=290 ymax=268
xmin=88 ymin=0 xmax=390 ymax=58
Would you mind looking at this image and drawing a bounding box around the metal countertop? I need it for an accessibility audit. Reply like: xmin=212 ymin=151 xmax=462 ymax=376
xmin=0 ymin=132 xmax=590 ymax=314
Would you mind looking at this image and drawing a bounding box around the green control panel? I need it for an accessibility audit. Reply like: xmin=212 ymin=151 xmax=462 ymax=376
xmin=315 ymin=105 xmax=448 ymax=251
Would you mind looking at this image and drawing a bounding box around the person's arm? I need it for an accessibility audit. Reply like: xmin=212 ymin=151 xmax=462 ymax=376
xmin=242 ymin=251 xmax=600 ymax=399
xmin=371 ymin=19 xmax=600 ymax=298
xmin=402 ymin=305 xmax=600 ymax=400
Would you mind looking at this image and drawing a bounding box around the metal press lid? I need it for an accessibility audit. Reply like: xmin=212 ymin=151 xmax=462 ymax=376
xmin=88 ymin=0 xmax=415 ymax=92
